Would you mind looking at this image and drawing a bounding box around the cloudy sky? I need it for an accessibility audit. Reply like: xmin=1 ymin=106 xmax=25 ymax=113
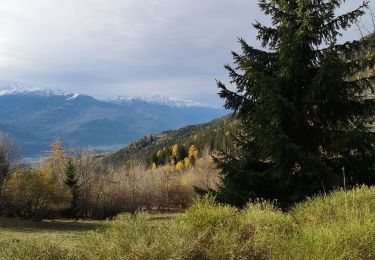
xmin=0 ymin=0 xmax=373 ymax=106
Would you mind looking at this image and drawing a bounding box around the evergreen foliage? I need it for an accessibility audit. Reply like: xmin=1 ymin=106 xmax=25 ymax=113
xmin=64 ymin=159 xmax=79 ymax=217
xmin=216 ymin=0 xmax=375 ymax=208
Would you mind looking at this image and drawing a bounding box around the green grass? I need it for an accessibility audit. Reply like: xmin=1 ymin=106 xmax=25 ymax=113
xmin=1 ymin=186 xmax=375 ymax=259
xmin=0 ymin=218 xmax=104 ymax=250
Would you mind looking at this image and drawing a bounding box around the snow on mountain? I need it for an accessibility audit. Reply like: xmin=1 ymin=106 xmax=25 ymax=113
xmin=0 ymin=85 xmax=228 ymax=157
xmin=0 ymin=85 xmax=214 ymax=108
xmin=109 ymin=95 xmax=216 ymax=108
xmin=0 ymin=85 xmax=81 ymax=100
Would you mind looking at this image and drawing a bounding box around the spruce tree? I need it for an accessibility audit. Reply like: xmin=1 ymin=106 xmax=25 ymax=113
xmin=64 ymin=159 xmax=79 ymax=216
xmin=216 ymin=0 xmax=375 ymax=208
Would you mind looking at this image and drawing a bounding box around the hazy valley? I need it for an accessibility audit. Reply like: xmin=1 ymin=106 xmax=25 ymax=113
xmin=0 ymin=86 xmax=227 ymax=158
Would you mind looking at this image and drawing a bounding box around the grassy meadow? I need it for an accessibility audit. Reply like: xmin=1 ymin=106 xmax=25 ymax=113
xmin=0 ymin=217 xmax=104 ymax=251
xmin=0 ymin=186 xmax=375 ymax=259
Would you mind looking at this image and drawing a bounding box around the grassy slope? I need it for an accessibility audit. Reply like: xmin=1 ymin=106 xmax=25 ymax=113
xmin=1 ymin=186 xmax=375 ymax=259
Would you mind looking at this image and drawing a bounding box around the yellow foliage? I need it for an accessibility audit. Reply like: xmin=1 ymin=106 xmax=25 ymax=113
xmin=46 ymin=138 xmax=68 ymax=162
xmin=172 ymin=144 xmax=179 ymax=157
xmin=188 ymin=145 xmax=198 ymax=159
xmin=184 ymin=157 xmax=190 ymax=168
xmin=175 ymin=161 xmax=185 ymax=170
xmin=43 ymin=138 xmax=69 ymax=186
xmin=3 ymin=167 xmax=70 ymax=218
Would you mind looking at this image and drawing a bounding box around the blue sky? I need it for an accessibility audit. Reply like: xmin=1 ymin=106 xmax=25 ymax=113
xmin=0 ymin=0 xmax=373 ymax=106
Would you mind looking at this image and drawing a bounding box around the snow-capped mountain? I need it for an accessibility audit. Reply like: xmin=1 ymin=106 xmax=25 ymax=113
xmin=0 ymin=85 xmax=81 ymax=100
xmin=0 ymin=86 xmax=227 ymax=157
xmin=108 ymin=95 xmax=216 ymax=109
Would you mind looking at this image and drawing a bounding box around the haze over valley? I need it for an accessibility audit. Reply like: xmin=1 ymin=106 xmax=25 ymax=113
xmin=0 ymin=85 xmax=227 ymax=157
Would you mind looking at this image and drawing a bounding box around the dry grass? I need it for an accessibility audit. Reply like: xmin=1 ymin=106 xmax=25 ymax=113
xmin=1 ymin=186 xmax=375 ymax=259
xmin=0 ymin=217 xmax=103 ymax=250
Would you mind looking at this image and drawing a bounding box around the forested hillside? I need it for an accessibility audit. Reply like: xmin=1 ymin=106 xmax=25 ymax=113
xmin=104 ymin=115 xmax=239 ymax=167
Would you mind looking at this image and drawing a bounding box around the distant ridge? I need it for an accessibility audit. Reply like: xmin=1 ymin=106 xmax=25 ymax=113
xmin=0 ymin=85 xmax=228 ymax=157
xmin=108 ymin=95 xmax=217 ymax=109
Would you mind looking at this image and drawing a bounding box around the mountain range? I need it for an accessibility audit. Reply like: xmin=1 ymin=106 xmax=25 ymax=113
xmin=0 ymin=86 xmax=228 ymax=157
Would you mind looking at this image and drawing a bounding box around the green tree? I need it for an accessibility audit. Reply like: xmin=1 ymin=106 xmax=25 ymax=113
xmin=64 ymin=159 xmax=79 ymax=217
xmin=216 ymin=0 xmax=375 ymax=208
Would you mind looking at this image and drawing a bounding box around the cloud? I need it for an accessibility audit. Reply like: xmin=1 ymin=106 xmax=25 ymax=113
xmin=0 ymin=0 xmax=372 ymax=105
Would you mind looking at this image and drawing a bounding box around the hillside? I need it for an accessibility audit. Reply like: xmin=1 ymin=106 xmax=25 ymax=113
xmin=104 ymin=114 xmax=239 ymax=167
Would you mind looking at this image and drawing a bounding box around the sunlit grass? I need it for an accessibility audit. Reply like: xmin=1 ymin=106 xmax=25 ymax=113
xmin=1 ymin=186 xmax=375 ymax=259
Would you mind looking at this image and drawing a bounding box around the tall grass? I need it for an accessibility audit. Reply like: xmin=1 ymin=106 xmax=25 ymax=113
xmin=1 ymin=186 xmax=375 ymax=260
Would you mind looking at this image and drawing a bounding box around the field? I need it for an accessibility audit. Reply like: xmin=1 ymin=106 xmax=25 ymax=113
xmin=0 ymin=218 xmax=104 ymax=250
xmin=1 ymin=186 xmax=375 ymax=259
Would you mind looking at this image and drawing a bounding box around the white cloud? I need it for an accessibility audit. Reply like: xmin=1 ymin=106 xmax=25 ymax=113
xmin=0 ymin=0 xmax=372 ymax=105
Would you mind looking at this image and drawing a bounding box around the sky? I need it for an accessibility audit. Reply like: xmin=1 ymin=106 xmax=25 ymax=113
xmin=0 ymin=0 xmax=374 ymax=106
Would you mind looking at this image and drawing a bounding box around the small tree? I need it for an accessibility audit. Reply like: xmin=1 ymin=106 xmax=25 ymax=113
xmin=44 ymin=138 xmax=68 ymax=186
xmin=216 ymin=0 xmax=375 ymax=208
xmin=0 ymin=135 xmax=18 ymax=195
xmin=64 ymin=159 xmax=79 ymax=217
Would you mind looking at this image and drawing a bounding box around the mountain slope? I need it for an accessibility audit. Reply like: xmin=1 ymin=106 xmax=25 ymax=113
xmin=0 ymin=87 xmax=228 ymax=156
xmin=104 ymin=114 xmax=239 ymax=167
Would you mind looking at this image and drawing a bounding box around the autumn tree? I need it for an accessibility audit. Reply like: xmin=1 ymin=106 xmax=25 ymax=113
xmin=188 ymin=145 xmax=198 ymax=165
xmin=72 ymin=148 xmax=101 ymax=218
xmin=3 ymin=167 xmax=69 ymax=219
xmin=216 ymin=0 xmax=375 ymax=207
xmin=44 ymin=138 xmax=68 ymax=186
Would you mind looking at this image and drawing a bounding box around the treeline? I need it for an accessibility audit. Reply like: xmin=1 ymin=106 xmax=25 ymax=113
xmin=0 ymin=137 xmax=219 ymax=220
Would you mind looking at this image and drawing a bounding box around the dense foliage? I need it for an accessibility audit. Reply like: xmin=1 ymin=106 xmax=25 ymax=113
xmin=1 ymin=167 xmax=69 ymax=220
xmin=216 ymin=0 xmax=375 ymax=207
